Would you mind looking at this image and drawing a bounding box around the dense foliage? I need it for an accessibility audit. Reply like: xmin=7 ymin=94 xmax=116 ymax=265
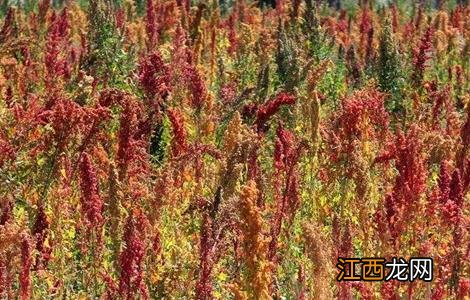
xmin=0 ymin=0 xmax=469 ymax=299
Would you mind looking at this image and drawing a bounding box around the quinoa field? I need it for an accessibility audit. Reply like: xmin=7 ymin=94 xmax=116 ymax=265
xmin=0 ymin=0 xmax=469 ymax=299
